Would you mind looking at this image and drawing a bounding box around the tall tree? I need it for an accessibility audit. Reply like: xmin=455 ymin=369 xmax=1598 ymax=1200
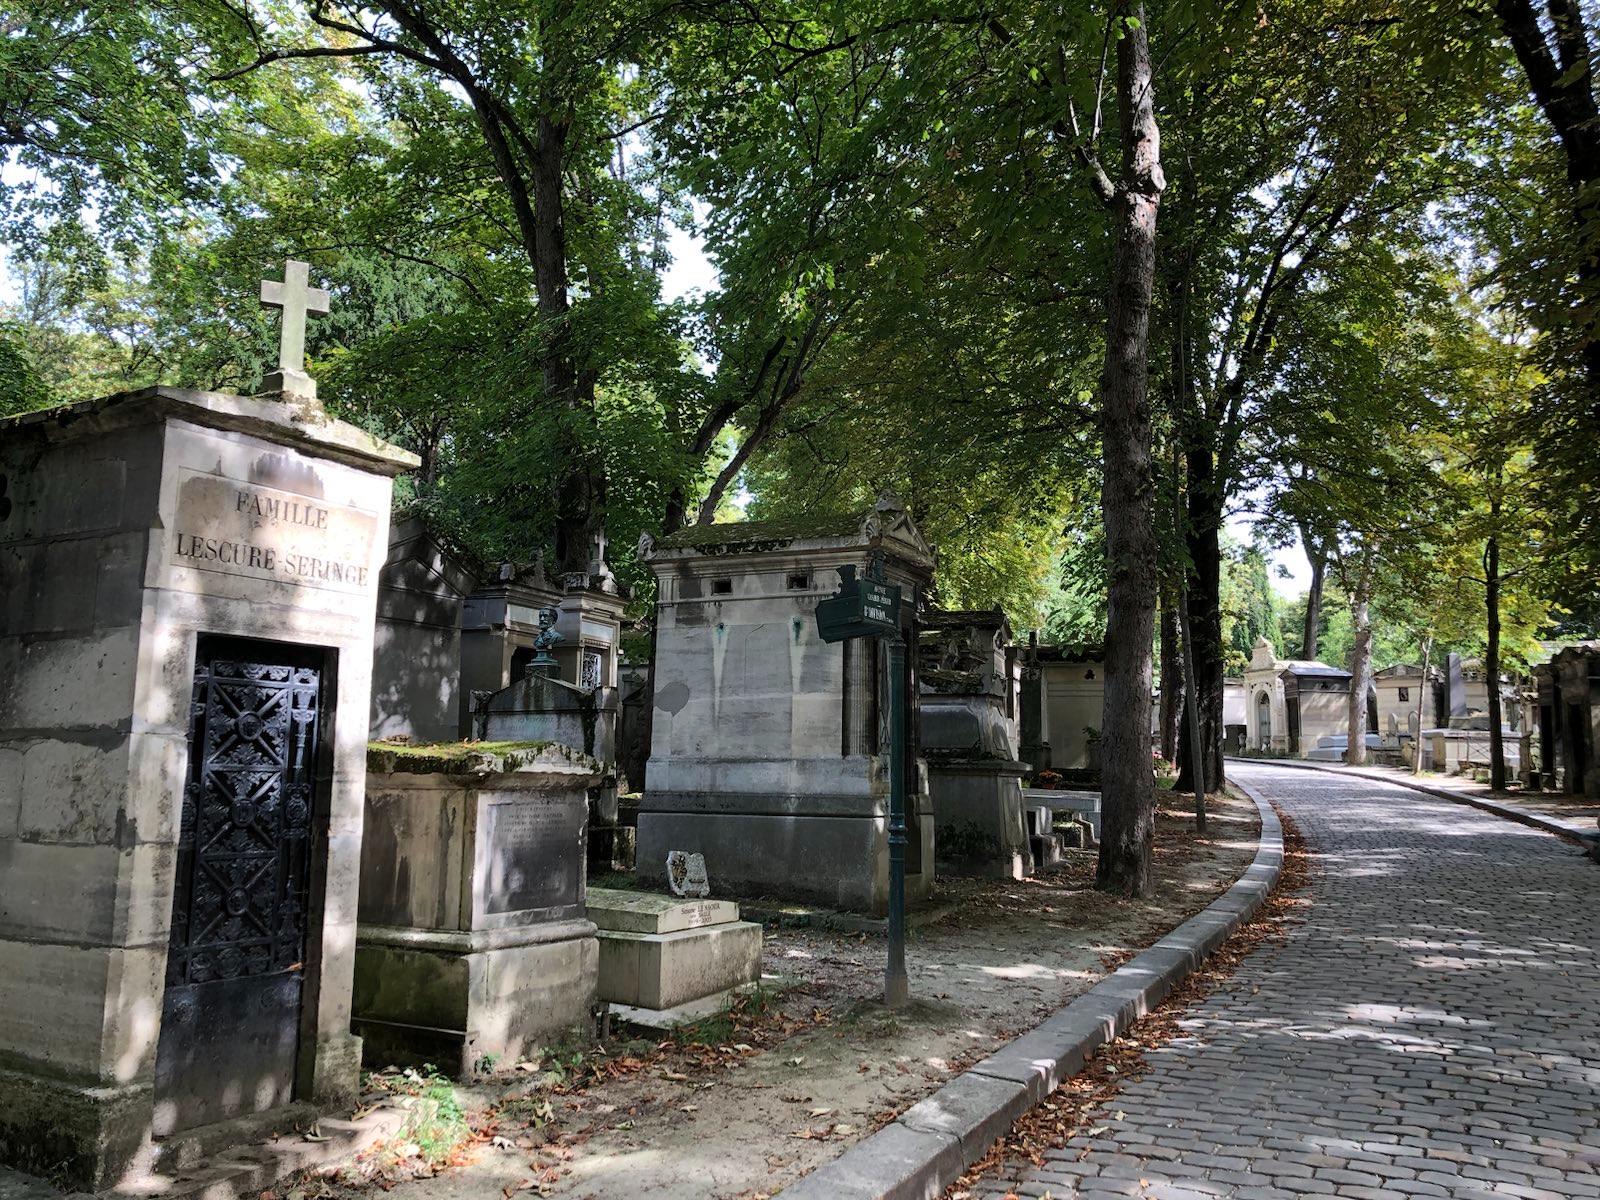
xmin=1164 ymin=3 xmax=1487 ymax=793
xmin=1492 ymin=0 xmax=1600 ymax=391
xmin=1089 ymin=2 xmax=1164 ymax=897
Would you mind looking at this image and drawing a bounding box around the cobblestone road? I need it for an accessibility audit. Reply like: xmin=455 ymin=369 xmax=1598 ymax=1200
xmin=979 ymin=763 xmax=1600 ymax=1200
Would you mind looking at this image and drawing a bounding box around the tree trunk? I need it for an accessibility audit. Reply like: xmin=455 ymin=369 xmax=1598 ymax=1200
xmin=1178 ymin=588 xmax=1208 ymax=835
xmin=1345 ymin=579 xmax=1373 ymax=766
xmin=1094 ymin=1 xmax=1163 ymax=900
xmin=1300 ymin=527 xmax=1325 ymax=659
xmin=1414 ymin=634 xmax=1433 ymax=775
xmin=1496 ymin=0 xmax=1600 ymax=391
xmin=1486 ymin=518 xmax=1506 ymax=791
xmin=1158 ymin=596 xmax=1181 ymax=763
xmin=1175 ymin=467 xmax=1224 ymax=794
xmin=530 ymin=107 xmax=606 ymax=576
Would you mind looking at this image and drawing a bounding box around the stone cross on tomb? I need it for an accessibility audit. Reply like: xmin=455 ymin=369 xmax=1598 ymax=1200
xmin=259 ymin=258 xmax=330 ymax=400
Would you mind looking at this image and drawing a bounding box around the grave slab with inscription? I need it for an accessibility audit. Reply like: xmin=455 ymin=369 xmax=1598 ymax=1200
xmin=0 ymin=377 xmax=416 ymax=1188
xmin=355 ymin=742 xmax=602 ymax=1075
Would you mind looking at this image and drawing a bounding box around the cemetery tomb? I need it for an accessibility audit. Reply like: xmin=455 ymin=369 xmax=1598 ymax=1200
xmin=1025 ymin=643 xmax=1107 ymax=780
xmin=1221 ymin=677 xmax=1248 ymax=753
xmin=470 ymin=538 xmax=630 ymax=874
xmin=458 ymin=558 xmax=564 ymax=737
xmin=1372 ymin=662 xmax=1445 ymax=740
xmin=0 ymin=263 xmax=415 ymax=1187
xmin=551 ymin=530 xmax=628 ymax=695
xmin=1024 ymin=788 xmax=1102 ymax=843
xmin=370 ymin=516 xmax=478 ymax=745
xmin=354 ymin=742 xmax=602 ymax=1075
xmin=586 ymin=888 xmax=762 ymax=1026
xmin=1533 ymin=643 xmax=1600 ymax=797
xmin=918 ymin=609 xmax=1031 ymax=878
xmin=636 ymin=493 xmax=937 ymax=915
xmin=1242 ymin=636 xmax=1350 ymax=756
xmin=1446 ymin=653 xmax=1522 ymax=730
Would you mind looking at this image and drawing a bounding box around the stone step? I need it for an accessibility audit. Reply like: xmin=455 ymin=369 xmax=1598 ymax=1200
xmin=1030 ymin=832 xmax=1064 ymax=870
xmin=110 ymin=1104 xmax=408 ymax=1200
xmin=596 ymin=921 xmax=762 ymax=1011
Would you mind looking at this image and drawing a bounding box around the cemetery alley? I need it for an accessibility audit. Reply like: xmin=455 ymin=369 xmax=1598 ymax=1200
xmin=5 ymin=4 xmax=1600 ymax=1199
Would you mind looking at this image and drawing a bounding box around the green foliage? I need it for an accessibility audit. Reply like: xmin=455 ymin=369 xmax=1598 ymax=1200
xmin=0 ymin=324 xmax=54 ymax=415
xmin=1 ymin=0 xmax=1593 ymax=661
xmin=1219 ymin=542 xmax=1283 ymax=674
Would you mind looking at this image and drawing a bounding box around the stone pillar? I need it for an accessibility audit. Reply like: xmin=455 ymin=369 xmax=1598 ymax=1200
xmin=0 ymin=387 xmax=415 ymax=1188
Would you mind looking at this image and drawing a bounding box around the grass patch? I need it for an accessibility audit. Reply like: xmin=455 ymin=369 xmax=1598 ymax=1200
xmin=667 ymin=985 xmax=780 ymax=1047
xmin=364 ymin=1066 xmax=470 ymax=1166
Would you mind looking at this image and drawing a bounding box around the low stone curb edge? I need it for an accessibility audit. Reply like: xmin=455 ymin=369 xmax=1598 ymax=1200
xmin=775 ymin=782 xmax=1286 ymax=1200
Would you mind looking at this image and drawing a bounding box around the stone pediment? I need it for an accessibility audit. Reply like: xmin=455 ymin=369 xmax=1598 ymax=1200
xmin=861 ymin=491 xmax=936 ymax=568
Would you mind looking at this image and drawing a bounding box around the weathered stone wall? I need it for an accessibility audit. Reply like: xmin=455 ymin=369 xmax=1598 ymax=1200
xmin=371 ymin=524 xmax=474 ymax=744
xmin=1039 ymin=661 xmax=1103 ymax=770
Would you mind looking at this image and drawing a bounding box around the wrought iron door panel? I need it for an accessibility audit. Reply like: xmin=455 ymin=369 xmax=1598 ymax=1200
xmin=155 ymin=638 xmax=323 ymax=1136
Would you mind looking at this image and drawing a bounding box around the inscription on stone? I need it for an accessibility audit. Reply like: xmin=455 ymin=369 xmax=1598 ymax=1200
xmin=172 ymin=470 xmax=379 ymax=594
xmin=483 ymin=799 xmax=581 ymax=916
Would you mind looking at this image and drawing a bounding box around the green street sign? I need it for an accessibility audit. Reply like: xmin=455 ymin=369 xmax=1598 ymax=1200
xmin=816 ymin=564 xmax=901 ymax=643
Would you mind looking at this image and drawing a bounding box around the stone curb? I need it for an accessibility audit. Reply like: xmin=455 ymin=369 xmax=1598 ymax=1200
xmin=775 ymin=783 xmax=1285 ymax=1200
xmin=1229 ymin=756 xmax=1600 ymax=850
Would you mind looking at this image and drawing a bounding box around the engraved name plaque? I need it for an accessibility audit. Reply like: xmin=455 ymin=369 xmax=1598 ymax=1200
xmin=172 ymin=469 xmax=379 ymax=595
xmin=482 ymin=797 xmax=583 ymax=917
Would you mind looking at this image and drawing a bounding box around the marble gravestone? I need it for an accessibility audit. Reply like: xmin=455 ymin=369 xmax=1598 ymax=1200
xmin=0 ymin=261 xmax=417 ymax=1189
xmin=637 ymin=494 xmax=937 ymax=915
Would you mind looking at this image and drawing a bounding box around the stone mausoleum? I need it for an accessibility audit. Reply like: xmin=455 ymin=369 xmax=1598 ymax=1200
xmin=1533 ymin=642 xmax=1600 ymax=798
xmin=1244 ymin=636 xmax=1351 ymax=755
xmin=1027 ymin=643 xmax=1108 ymax=779
xmin=918 ymin=609 xmax=1030 ymax=877
xmin=636 ymin=495 xmax=937 ymax=914
xmin=370 ymin=516 xmax=478 ymax=744
xmin=0 ymin=261 xmax=416 ymax=1187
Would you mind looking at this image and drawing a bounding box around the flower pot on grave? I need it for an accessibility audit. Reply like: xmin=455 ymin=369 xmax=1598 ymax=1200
xmin=354 ymin=742 xmax=602 ymax=1076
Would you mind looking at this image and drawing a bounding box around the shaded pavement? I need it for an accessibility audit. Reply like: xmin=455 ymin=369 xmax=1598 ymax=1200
xmin=979 ymin=762 xmax=1600 ymax=1200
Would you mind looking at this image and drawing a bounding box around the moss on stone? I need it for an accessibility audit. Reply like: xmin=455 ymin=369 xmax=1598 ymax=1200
xmin=654 ymin=510 xmax=863 ymax=552
xmin=367 ymin=739 xmax=598 ymax=776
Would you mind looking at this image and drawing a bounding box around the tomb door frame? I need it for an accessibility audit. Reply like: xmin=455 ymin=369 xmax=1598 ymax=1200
xmin=1285 ymin=696 xmax=1301 ymax=754
xmin=155 ymin=633 xmax=339 ymax=1136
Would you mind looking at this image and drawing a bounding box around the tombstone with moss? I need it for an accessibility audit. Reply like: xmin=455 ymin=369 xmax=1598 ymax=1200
xmin=354 ymin=741 xmax=603 ymax=1075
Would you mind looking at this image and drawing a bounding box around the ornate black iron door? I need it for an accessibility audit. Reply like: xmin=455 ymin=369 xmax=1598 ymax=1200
xmin=154 ymin=637 xmax=324 ymax=1135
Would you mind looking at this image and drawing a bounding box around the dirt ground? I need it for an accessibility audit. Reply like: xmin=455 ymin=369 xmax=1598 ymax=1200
xmin=302 ymin=791 xmax=1260 ymax=1200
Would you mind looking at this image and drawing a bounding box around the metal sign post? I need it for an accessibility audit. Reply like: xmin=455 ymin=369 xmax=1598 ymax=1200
xmin=883 ymin=632 xmax=909 ymax=1008
xmin=816 ymin=557 xmax=910 ymax=1008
